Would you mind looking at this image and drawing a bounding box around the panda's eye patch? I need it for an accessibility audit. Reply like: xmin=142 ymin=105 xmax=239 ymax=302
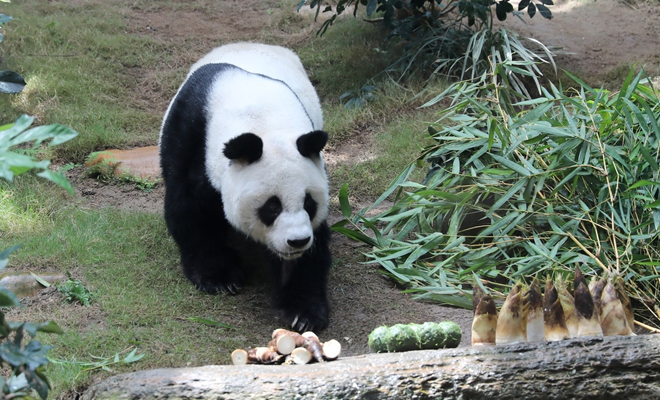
xmin=304 ymin=193 xmax=317 ymax=221
xmin=258 ymin=196 xmax=282 ymax=226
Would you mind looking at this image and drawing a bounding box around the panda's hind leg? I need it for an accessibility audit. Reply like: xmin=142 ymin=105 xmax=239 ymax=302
xmin=271 ymin=222 xmax=332 ymax=332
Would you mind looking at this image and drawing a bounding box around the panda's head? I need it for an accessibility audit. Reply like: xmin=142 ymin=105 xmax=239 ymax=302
xmin=218 ymin=130 xmax=329 ymax=259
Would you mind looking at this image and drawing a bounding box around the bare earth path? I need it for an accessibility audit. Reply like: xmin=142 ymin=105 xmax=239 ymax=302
xmin=499 ymin=0 xmax=660 ymax=85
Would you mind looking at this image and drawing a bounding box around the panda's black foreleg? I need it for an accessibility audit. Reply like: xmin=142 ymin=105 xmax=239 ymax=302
xmin=271 ymin=222 xmax=332 ymax=332
xmin=164 ymin=185 xmax=244 ymax=295
xmin=177 ymin=232 xmax=244 ymax=295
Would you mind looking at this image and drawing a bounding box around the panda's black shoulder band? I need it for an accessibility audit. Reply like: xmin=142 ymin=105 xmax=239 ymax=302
xmin=297 ymin=130 xmax=328 ymax=158
xmin=223 ymin=133 xmax=263 ymax=164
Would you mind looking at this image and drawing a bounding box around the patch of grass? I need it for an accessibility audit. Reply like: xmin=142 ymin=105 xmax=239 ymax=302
xmin=0 ymin=175 xmax=69 ymax=237
xmin=0 ymin=1 xmax=169 ymax=161
xmin=330 ymin=106 xmax=437 ymax=199
xmin=295 ymin=16 xmax=398 ymax=102
xmin=1 ymin=203 xmax=268 ymax=396
xmin=117 ymin=174 xmax=160 ymax=192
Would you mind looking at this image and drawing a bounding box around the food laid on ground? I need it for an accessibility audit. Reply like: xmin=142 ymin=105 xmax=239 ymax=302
xmin=472 ymin=267 xmax=637 ymax=347
xmin=495 ymin=283 xmax=528 ymax=345
xmin=543 ymin=278 xmax=571 ymax=341
xmin=231 ymin=328 xmax=342 ymax=365
xmin=525 ymin=278 xmax=545 ymax=342
xmin=471 ymin=287 xmax=498 ymax=346
xmin=367 ymin=321 xmax=462 ymax=353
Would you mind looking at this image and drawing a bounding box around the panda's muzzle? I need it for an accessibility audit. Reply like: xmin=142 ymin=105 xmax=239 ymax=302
xmin=273 ymin=236 xmax=312 ymax=259
xmin=288 ymin=237 xmax=311 ymax=249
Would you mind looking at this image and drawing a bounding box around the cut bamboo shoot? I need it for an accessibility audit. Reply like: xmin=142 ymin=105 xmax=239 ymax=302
xmin=322 ymin=339 xmax=342 ymax=360
xmin=495 ymin=283 xmax=528 ymax=345
xmin=601 ymin=280 xmax=635 ymax=336
xmin=525 ymin=278 xmax=544 ymax=342
xmin=231 ymin=349 xmax=249 ymax=365
xmin=574 ymin=281 xmax=603 ymax=337
xmin=268 ymin=334 xmax=296 ymax=355
xmin=301 ymin=331 xmax=324 ymax=363
xmin=544 ymin=278 xmax=570 ymax=341
xmin=290 ymin=347 xmax=312 ymax=365
xmin=472 ymin=293 xmax=497 ymax=346
xmin=556 ymin=277 xmax=578 ymax=337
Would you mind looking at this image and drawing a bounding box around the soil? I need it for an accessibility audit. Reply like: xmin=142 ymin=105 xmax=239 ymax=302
xmin=10 ymin=0 xmax=660 ymax=370
xmin=497 ymin=0 xmax=660 ymax=85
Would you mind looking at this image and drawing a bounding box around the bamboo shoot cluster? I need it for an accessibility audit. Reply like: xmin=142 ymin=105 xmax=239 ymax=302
xmin=231 ymin=329 xmax=341 ymax=365
xmin=472 ymin=268 xmax=635 ymax=347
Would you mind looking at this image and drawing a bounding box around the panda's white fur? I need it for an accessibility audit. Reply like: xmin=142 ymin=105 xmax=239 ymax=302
xmin=187 ymin=43 xmax=323 ymax=130
xmin=159 ymin=43 xmax=332 ymax=331
xmin=160 ymin=43 xmax=328 ymax=258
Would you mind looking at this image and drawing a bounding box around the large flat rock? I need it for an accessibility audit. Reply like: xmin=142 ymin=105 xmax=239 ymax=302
xmin=83 ymin=334 xmax=660 ymax=400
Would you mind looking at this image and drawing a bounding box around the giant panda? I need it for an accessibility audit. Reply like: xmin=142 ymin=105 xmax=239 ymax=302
xmin=159 ymin=43 xmax=332 ymax=332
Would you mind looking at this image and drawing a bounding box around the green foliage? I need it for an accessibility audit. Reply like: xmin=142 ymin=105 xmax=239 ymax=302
xmin=0 ymin=246 xmax=63 ymax=400
xmin=56 ymin=273 xmax=94 ymax=306
xmin=0 ymin=115 xmax=78 ymax=194
xmin=0 ymin=105 xmax=75 ymax=400
xmin=300 ymin=0 xmax=553 ymax=79
xmin=49 ymin=348 xmax=144 ymax=376
xmin=334 ymin=63 xmax=660 ymax=320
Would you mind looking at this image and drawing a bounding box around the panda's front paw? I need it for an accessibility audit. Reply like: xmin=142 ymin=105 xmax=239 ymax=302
xmin=187 ymin=269 xmax=243 ymax=295
xmin=196 ymin=280 xmax=242 ymax=295
xmin=278 ymin=302 xmax=329 ymax=332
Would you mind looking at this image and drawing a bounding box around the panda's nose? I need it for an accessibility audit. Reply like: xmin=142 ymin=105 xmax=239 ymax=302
xmin=288 ymin=237 xmax=311 ymax=249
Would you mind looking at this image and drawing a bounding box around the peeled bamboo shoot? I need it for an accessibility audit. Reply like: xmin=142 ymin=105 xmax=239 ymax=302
xmin=495 ymin=283 xmax=528 ymax=345
xmin=526 ymin=278 xmax=544 ymax=342
xmin=544 ymin=278 xmax=570 ymax=341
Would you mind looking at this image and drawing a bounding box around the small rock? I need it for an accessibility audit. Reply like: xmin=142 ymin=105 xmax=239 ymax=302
xmin=85 ymin=146 xmax=160 ymax=180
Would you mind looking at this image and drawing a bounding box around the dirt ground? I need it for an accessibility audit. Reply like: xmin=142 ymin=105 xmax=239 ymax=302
xmin=498 ymin=0 xmax=660 ymax=85
xmin=18 ymin=0 xmax=660 ymax=361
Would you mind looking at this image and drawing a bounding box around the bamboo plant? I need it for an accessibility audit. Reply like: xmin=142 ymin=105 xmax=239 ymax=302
xmin=334 ymin=60 xmax=660 ymax=326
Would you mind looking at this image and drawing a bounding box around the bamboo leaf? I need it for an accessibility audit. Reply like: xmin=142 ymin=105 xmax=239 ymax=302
xmin=338 ymin=183 xmax=352 ymax=218
xmin=330 ymin=225 xmax=378 ymax=247
xmin=187 ymin=317 xmax=235 ymax=330
xmin=490 ymin=154 xmax=532 ymax=176
xmin=29 ymin=272 xmax=51 ymax=288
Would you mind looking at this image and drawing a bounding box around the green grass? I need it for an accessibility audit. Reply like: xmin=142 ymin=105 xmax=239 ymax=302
xmin=0 ymin=1 xmax=175 ymax=161
xmin=295 ymin=17 xmax=397 ymax=102
xmin=0 ymin=189 xmax=259 ymax=392
xmin=330 ymin=106 xmax=438 ymax=199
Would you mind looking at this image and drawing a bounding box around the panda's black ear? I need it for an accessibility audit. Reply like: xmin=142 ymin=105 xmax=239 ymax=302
xmin=224 ymin=133 xmax=263 ymax=164
xmin=297 ymin=130 xmax=328 ymax=158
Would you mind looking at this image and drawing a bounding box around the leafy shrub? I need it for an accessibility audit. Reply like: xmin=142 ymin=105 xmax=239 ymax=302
xmin=300 ymin=0 xmax=553 ymax=78
xmin=1 ymin=115 xmax=78 ymax=194
xmin=335 ymin=65 xmax=660 ymax=322
xmin=0 ymin=117 xmax=77 ymax=398
xmin=56 ymin=273 xmax=94 ymax=307
xmin=0 ymin=247 xmax=64 ymax=399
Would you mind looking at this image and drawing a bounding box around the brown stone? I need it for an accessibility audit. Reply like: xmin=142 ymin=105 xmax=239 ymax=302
xmin=84 ymin=146 xmax=160 ymax=180
xmin=0 ymin=271 xmax=66 ymax=297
